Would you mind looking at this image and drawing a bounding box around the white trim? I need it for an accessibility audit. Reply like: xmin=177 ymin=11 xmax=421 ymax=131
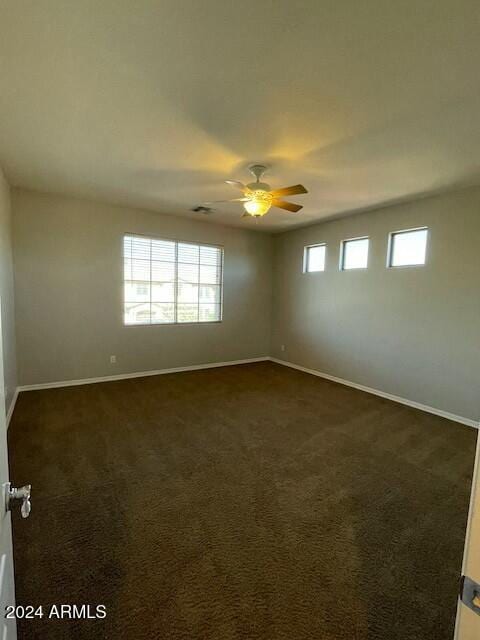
xmin=14 ymin=356 xmax=479 ymax=429
xmin=454 ymin=435 xmax=480 ymax=638
xmin=17 ymin=357 xmax=270 ymax=392
xmin=303 ymin=243 xmax=326 ymax=273
xmin=387 ymin=226 xmax=429 ymax=269
xmin=6 ymin=388 xmax=19 ymax=428
xmin=270 ymin=357 xmax=479 ymax=429
xmin=339 ymin=236 xmax=370 ymax=271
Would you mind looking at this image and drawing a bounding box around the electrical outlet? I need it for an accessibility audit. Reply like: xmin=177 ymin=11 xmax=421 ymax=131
xmin=110 ymin=355 xmax=116 ymax=364
xmin=280 ymin=344 xmax=286 ymax=352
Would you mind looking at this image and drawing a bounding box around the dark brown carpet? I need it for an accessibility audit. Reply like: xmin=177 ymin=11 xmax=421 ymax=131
xmin=8 ymin=362 xmax=477 ymax=640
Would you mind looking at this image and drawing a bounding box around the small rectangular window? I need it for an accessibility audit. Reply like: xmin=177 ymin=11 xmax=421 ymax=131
xmin=304 ymin=244 xmax=326 ymax=272
xmin=123 ymin=234 xmax=223 ymax=325
xmin=388 ymin=228 xmax=428 ymax=267
xmin=340 ymin=237 xmax=369 ymax=270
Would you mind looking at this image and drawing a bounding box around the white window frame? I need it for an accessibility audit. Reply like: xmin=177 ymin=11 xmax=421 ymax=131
xmin=303 ymin=243 xmax=326 ymax=273
xmin=386 ymin=226 xmax=428 ymax=269
xmin=123 ymin=233 xmax=224 ymax=326
xmin=339 ymin=236 xmax=370 ymax=271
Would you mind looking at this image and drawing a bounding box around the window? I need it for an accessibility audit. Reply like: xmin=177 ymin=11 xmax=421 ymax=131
xmin=304 ymin=244 xmax=326 ymax=272
xmin=340 ymin=237 xmax=369 ymax=270
xmin=123 ymin=234 xmax=223 ymax=325
xmin=388 ymin=227 xmax=428 ymax=267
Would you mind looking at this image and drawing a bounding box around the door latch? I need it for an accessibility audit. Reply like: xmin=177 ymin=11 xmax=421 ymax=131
xmin=460 ymin=575 xmax=480 ymax=616
xmin=5 ymin=483 xmax=32 ymax=518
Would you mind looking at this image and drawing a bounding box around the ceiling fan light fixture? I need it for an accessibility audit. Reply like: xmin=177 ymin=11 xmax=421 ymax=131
xmin=243 ymin=190 xmax=272 ymax=217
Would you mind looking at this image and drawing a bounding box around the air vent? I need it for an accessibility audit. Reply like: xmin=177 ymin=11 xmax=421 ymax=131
xmin=191 ymin=206 xmax=213 ymax=214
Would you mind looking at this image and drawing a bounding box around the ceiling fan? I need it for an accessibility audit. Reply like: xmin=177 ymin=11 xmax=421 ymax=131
xmin=206 ymin=164 xmax=308 ymax=218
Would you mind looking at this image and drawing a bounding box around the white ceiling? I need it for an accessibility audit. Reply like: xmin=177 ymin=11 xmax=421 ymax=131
xmin=1 ymin=1 xmax=480 ymax=232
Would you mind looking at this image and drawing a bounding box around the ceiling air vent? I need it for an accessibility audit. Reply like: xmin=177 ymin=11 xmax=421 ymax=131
xmin=191 ymin=205 xmax=213 ymax=214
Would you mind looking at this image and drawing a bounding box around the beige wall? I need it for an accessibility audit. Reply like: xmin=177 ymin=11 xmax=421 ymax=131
xmin=0 ymin=170 xmax=18 ymax=415
xmin=272 ymin=187 xmax=480 ymax=422
xmin=10 ymin=186 xmax=480 ymax=422
xmin=12 ymin=189 xmax=273 ymax=386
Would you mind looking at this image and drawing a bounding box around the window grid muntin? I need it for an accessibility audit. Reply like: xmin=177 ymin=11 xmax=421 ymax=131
xmin=123 ymin=235 xmax=223 ymax=325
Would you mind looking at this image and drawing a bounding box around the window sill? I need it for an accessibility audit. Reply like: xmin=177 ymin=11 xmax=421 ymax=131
xmin=123 ymin=320 xmax=223 ymax=327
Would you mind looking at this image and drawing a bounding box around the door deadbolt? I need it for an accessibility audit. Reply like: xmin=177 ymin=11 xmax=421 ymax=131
xmin=5 ymin=482 xmax=31 ymax=518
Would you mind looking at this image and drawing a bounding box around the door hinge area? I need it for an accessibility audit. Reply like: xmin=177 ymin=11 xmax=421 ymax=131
xmin=460 ymin=575 xmax=480 ymax=616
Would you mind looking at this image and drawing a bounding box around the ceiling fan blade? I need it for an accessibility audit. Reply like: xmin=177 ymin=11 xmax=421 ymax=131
xmin=272 ymin=199 xmax=303 ymax=213
xmin=270 ymin=184 xmax=308 ymax=198
xmin=225 ymin=180 xmax=248 ymax=191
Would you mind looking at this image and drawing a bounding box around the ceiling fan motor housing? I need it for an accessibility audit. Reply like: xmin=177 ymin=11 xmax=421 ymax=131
xmin=246 ymin=181 xmax=270 ymax=192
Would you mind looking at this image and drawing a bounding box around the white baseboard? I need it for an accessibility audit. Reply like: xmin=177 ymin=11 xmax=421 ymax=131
xmin=14 ymin=356 xmax=479 ymax=430
xmin=17 ymin=357 xmax=270 ymax=392
xmin=6 ymin=388 xmax=19 ymax=428
xmin=270 ymin=357 xmax=479 ymax=429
